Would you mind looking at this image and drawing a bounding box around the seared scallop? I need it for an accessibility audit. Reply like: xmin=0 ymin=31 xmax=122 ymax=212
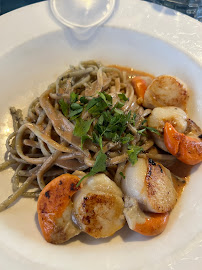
xmin=122 ymin=158 xmax=177 ymax=213
xmin=143 ymin=75 xmax=189 ymax=110
xmin=37 ymin=174 xmax=81 ymax=244
xmin=72 ymin=174 xmax=125 ymax=238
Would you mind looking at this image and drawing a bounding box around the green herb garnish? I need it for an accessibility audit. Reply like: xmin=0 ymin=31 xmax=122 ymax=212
xmin=145 ymin=127 xmax=160 ymax=135
xmin=119 ymin=172 xmax=126 ymax=179
xmin=137 ymin=126 xmax=160 ymax=136
xmin=93 ymin=132 xmax=103 ymax=150
xmin=98 ymin=92 xmax=112 ymax=106
xmin=67 ymin=90 xmax=155 ymax=170
xmin=120 ymin=133 xmax=134 ymax=144
xmin=73 ymin=118 xmax=93 ymax=137
xmin=70 ymin=92 xmax=78 ymax=103
xmin=70 ymin=103 xmax=82 ymax=110
xmin=114 ymin=108 xmax=124 ymax=115
xmin=86 ymin=97 xmax=108 ymax=116
xmin=118 ymin=93 xmax=128 ymax=101
xmin=58 ymin=99 xmax=68 ymax=117
xmin=113 ymin=102 xmax=124 ymax=109
xmin=69 ymin=108 xmax=83 ymax=120
xmin=80 ymin=96 xmax=88 ymax=104
xmin=76 ymin=151 xmax=107 ymax=186
xmin=127 ymin=145 xmax=143 ymax=165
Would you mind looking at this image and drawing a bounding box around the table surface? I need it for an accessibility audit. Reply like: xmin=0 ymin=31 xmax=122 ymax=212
xmin=0 ymin=0 xmax=201 ymax=19
xmin=0 ymin=0 xmax=45 ymax=15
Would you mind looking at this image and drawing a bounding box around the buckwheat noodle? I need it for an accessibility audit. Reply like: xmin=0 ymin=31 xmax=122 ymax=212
xmin=0 ymin=60 xmax=174 ymax=212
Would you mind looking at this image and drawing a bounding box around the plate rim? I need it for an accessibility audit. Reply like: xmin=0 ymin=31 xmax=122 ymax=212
xmin=0 ymin=1 xmax=202 ymax=270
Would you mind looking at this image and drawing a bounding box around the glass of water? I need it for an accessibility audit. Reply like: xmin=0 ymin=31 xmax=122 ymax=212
xmin=50 ymin=0 xmax=116 ymax=39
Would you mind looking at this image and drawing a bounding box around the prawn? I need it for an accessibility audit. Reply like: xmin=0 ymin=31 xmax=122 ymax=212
xmin=164 ymin=122 xmax=202 ymax=165
xmin=147 ymin=106 xmax=188 ymax=152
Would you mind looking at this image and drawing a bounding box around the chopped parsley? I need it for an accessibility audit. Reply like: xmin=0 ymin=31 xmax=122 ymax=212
xmin=137 ymin=126 xmax=160 ymax=136
xmin=73 ymin=118 xmax=93 ymax=137
xmin=59 ymin=89 xmax=155 ymax=173
xmin=76 ymin=151 xmax=107 ymax=186
xmin=58 ymin=99 xmax=68 ymax=117
xmin=127 ymin=145 xmax=143 ymax=165
xmin=70 ymin=92 xmax=78 ymax=103
xmin=119 ymin=172 xmax=126 ymax=179
xmin=118 ymin=93 xmax=128 ymax=101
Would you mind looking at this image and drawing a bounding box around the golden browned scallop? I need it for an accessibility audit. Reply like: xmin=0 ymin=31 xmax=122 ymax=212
xmin=124 ymin=196 xmax=169 ymax=236
xmin=72 ymin=174 xmax=125 ymax=238
xmin=143 ymin=75 xmax=189 ymax=110
xmin=37 ymin=174 xmax=81 ymax=244
xmin=122 ymin=158 xmax=177 ymax=213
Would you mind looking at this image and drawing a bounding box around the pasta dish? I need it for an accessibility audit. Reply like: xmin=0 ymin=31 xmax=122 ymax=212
xmin=0 ymin=60 xmax=201 ymax=244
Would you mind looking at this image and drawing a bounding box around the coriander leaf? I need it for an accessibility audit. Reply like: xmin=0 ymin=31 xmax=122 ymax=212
xmin=98 ymin=92 xmax=112 ymax=106
xmin=119 ymin=172 xmax=125 ymax=179
xmin=93 ymin=132 xmax=99 ymax=143
xmin=80 ymin=96 xmax=88 ymax=104
xmin=85 ymin=97 xmax=108 ymax=116
xmin=141 ymin=119 xmax=147 ymax=125
xmin=58 ymin=99 xmax=68 ymax=117
xmin=114 ymin=108 xmax=124 ymax=115
xmin=130 ymin=112 xmax=137 ymax=125
xmin=96 ymin=111 xmax=130 ymax=142
xmin=85 ymin=98 xmax=97 ymax=110
xmin=113 ymin=102 xmax=124 ymax=109
xmin=98 ymin=135 xmax=103 ymax=150
xmin=71 ymin=103 xmax=82 ymax=110
xmin=133 ymin=113 xmax=137 ymax=121
xmin=97 ymin=114 xmax=104 ymax=125
xmin=70 ymin=92 xmax=78 ymax=103
xmin=69 ymin=108 xmax=83 ymax=120
xmin=127 ymin=145 xmax=143 ymax=165
xmin=111 ymin=133 xmax=120 ymax=142
xmin=73 ymin=118 xmax=93 ymax=137
xmin=90 ymin=151 xmax=107 ymax=175
xmin=137 ymin=128 xmax=146 ymax=135
xmin=88 ymin=100 xmax=108 ymax=116
xmin=145 ymin=127 xmax=160 ymax=135
xmin=102 ymin=110 xmax=111 ymax=121
xmin=118 ymin=93 xmax=128 ymax=101
xmin=120 ymin=133 xmax=134 ymax=144
xmin=76 ymin=151 xmax=107 ymax=187
xmin=94 ymin=123 xmax=105 ymax=135
xmin=93 ymin=132 xmax=103 ymax=150
xmin=137 ymin=126 xmax=160 ymax=136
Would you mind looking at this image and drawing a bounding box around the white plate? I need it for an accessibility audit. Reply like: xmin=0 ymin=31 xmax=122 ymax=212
xmin=0 ymin=1 xmax=202 ymax=270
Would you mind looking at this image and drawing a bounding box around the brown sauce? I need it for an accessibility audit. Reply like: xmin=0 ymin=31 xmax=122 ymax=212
xmin=109 ymin=65 xmax=155 ymax=79
xmin=172 ymin=176 xmax=186 ymax=198
xmin=111 ymin=64 xmax=194 ymax=200
xmin=168 ymin=160 xmax=193 ymax=179
xmin=167 ymin=160 xmax=192 ymax=198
